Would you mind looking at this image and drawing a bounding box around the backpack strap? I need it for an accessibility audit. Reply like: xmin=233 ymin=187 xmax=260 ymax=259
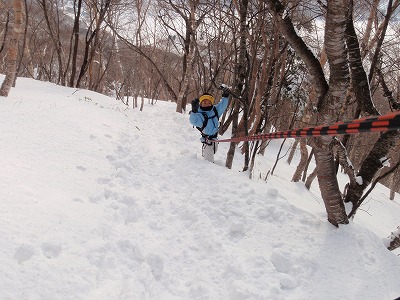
xmin=213 ymin=106 xmax=219 ymax=119
xmin=196 ymin=106 xmax=219 ymax=133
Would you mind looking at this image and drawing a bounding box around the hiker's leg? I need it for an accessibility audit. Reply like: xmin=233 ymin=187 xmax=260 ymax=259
xmin=202 ymin=143 xmax=214 ymax=162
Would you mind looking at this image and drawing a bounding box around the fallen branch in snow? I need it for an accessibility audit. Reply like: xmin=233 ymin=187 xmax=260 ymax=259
xmin=348 ymin=161 xmax=400 ymax=219
xmin=387 ymin=226 xmax=400 ymax=251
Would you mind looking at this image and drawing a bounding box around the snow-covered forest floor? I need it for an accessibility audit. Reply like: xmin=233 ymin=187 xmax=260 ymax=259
xmin=0 ymin=77 xmax=399 ymax=299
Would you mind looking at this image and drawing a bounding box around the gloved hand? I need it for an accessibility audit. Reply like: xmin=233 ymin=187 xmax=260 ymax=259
xmin=191 ymin=98 xmax=199 ymax=113
xmin=220 ymin=85 xmax=231 ymax=97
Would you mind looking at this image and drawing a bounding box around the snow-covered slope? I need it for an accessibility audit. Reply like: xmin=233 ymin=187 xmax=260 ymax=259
xmin=0 ymin=77 xmax=399 ymax=299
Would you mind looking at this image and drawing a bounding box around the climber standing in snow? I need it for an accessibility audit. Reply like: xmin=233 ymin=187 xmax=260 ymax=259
xmin=189 ymin=86 xmax=231 ymax=163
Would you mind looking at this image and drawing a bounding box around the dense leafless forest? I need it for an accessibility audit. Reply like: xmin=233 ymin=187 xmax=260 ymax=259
xmin=1 ymin=0 xmax=400 ymax=239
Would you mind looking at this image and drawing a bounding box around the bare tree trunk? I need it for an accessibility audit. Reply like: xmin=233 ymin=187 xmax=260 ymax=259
xmin=239 ymin=0 xmax=250 ymax=171
xmin=312 ymin=0 xmax=352 ymax=226
xmin=363 ymin=0 xmax=400 ymax=63
xmin=140 ymin=97 xmax=144 ymax=111
xmin=226 ymin=0 xmax=249 ymax=169
xmin=292 ymin=139 xmax=308 ymax=182
xmin=368 ymin=0 xmax=394 ymax=84
xmin=291 ymin=72 xmax=321 ymax=178
xmin=225 ymin=108 xmax=239 ymax=169
xmin=91 ymin=42 xmax=113 ymax=93
xmin=0 ymin=10 xmax=11 ymax=56
xmin=314 ymin=146 xmax=349 ymax=225
xmin=269 ymin=0 xmax=350 ymax=225
xmin=271 ymin=139 xmax=287 ymax=175
xmin=360 ymin=0 xmax=380 ymax=58
xmin=68 ymin=0 xmax=82 ymax=87
xmin=16 ymin=0 xmax=33 ymax=78
xmin=302 ymin=149 xmax=314 ymax=182
xmin=266 ymin=0 xmax=328 ymax=107
xmin=287 ymin=139 xmax=299 ymax=165
xmin=0 ymin=0 xmax=23 ymax=96
xmin=76 ymin=0 xmax=111 ymax=88
xmin=290 ymin=90 xmax=313 ymax=166
xmin=305 ymin=167 xmax=317 ymax=190
xmin=248 ymin=23 xmax=277 ymax=136
xmin=390 ymin=165 xmax=400 ymax=200
xmin=266 ymin=0 xmax=349 ymax=226
xmin=175 ymin=41 xmax=194 ymax=113
xmin=37 ymin=0 xmax=65 ymax=85
xmin=332 ymin=138 xmax=356 ymax=183
xmin=248 ymin=141 xmax=259 ymax=180
xmin=168 ymin=0 xmax=204 ymax=113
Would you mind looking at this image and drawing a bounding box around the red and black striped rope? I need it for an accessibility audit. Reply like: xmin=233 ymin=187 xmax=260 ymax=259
xmin=212 ymin=111 xmax=400 ymax=143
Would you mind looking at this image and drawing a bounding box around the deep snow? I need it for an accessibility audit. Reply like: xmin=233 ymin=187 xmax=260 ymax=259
xmin=0 ymin=77 xmax=399 ymax=300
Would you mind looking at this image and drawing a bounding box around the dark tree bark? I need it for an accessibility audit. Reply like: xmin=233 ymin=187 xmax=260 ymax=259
xmin=345 ymin=130 xmax=399 ymax=207
xmin=266 ymin=0 xmax=328 ymax=108
xmin=0 ymin=0 xmax=23 ymax=96
xmin=0 ymin=11 xmax=11 ymax=55
xmin=368 ymin=0 xmax=393 ymax=84
xmin=268 ymin=0 xmax=350 ymax=226
xmin=69 ymin=0 xmax=83 ymax=87
xmin=287 ymin=139 xmax=299 ymax=166
xmin=305 ymin=167 xmax=317 ymax=190
xmin=347 ymin=160 xmax=400 ymax=219
xmin=345 ymin=6 xmax=379 ymax=116
xmin=76 ymin=0 xmax=111 ymax=88
xmin=340 ymin=0 xmax=400 ymax=217
xmin=226 ymin=0 xmax=249 ymax=169
xmin=38 ymin=0 xmax=65 ymax=85
xmin=292 ymin=139 xmax=308 ymax=182
xmin=311 ymin=0 xmax=353 ymax=226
